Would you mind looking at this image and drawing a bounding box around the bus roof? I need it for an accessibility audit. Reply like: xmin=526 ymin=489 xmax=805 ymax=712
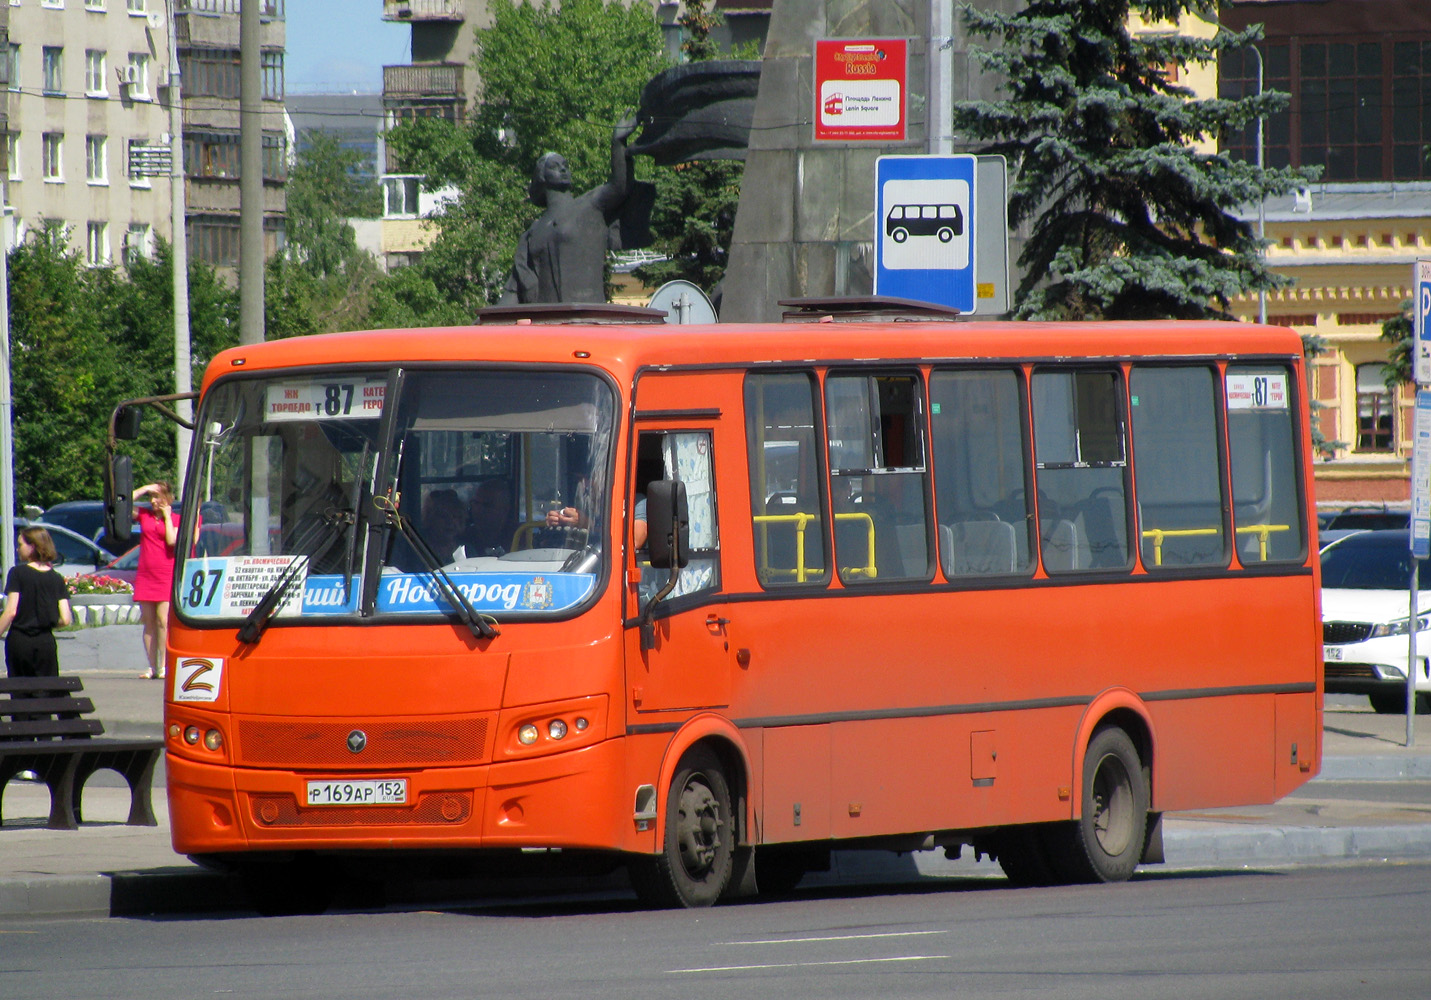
xmin=203 ymin=320 xmax=1304 ymax=391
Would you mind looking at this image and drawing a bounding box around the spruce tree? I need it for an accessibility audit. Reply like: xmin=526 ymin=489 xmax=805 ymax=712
xmin=951 ymin=0 xmax=1315 ymax=320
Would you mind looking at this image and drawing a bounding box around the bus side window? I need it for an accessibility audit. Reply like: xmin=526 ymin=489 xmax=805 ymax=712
xmin=1031 ymin=369 xmax=1131 ymax=573
xmin=1130 ymin=366 xmax=1227 ymax=569
xmin=929 ymin=369 xmax=1033 ymax=577
xmin=825 ymin=373 xmax=931 ymax=583
xmin=744 ymin=373 xmax=828 ymax=586
xmin=636 ymin=430 xmax=720 ymax=600
xmin=1227 ymin=365 xmax=1305 ymax=563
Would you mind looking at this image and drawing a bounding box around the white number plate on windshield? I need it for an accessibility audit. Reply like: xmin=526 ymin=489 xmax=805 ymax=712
xmin=1323 ymin=645 xmax=1344 ymax=661
xmin=306 ymin=779 xmax=407 ymax=806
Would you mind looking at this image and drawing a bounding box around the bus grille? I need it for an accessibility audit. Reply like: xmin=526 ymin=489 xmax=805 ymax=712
xmin=237 ymin=718 xmax=490 ymax=768
xmin=1324 ymin=663 xmax=1380 ymax=680
xmin=1323 ymin=622 xmax=1373 ymax=644
xmin=249 ymin=791 xmax=473 ymax=827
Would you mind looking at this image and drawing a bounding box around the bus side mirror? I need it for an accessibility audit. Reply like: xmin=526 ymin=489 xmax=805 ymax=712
xmin=114 ymin=405 xmax=142 ymax=441
xmin=645 ymin=479 xmax=689 ymax=570
xmin=106 ymin=454 xmax=134 ymax=547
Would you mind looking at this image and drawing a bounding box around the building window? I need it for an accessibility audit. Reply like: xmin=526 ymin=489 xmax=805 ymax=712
xmin=85 ymin=50 xmax=106 ymax=96
xmin=262 ymin=50 xmax=284 ymax=101
xmin=86 ymin=135 xmax=107 ymax=184
xmin=42 ymin=47 xmax=63 ymax=95
xmin=127 ymin=0 xmax=145 ymax=12
xmin=1221 ymin=35 xmax=1431 ymax=182
xmin=383 ymin=176 xmax=419 ymax=217
xmin=185 ymin=131 xmax=238 ymax=179
xmin=125 ymin=223 xmax=150 ymax=263
xmin=1355 ymin=362 xmax=1395 ymax=452
xmin=181 ymin=48 xmax=239 ymax=100
xmin=86 ymin=0 xmax=106 ymax=11
xmin=42 ymin=133 xmax=63 ymax=181
xmin=262 ymin=133 xmax=286 ymax=181
xmin=86 ymin=222 xmax=110 ymax=266
xmin=3 ymin=44 xmax=16 ymax=92
xmin=126 ymin=53 xmax=149 ymax=99
xmin=190 ymin=215 xmax=239 ymax=267
xmin=6 ymin=133 xmax=18 ymax=181
xmin=127 ymin=138 xmax=153 ymax=189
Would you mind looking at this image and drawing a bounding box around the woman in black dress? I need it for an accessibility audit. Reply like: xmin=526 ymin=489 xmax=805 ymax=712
xmin=0 ymin=527 xmax=74 ymax=678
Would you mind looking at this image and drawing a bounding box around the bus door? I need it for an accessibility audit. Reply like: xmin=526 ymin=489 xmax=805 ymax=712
xmin=625 ymin=420 xmax=733 ymax=714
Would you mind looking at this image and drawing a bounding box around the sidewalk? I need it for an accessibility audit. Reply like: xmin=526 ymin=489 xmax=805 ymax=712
xmin=3 ymin=624 xmax=1431 ymax=919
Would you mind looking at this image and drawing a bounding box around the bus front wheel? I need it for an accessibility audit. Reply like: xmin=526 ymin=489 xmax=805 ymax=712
xmin=629 ymin=747 xmax=734 ymax=908
xmin=1046 ymin=726 xmax=1148 ymax=883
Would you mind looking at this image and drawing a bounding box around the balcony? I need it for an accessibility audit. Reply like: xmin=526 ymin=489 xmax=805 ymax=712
xmin=383 ymin=62 xmax=465 ymax=100
xmin=382 ymin=0 xmax=464 ymax=22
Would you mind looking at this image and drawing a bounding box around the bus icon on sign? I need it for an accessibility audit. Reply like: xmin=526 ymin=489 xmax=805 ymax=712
xmin=885 ymin=204 xmax=964 ymax=244
xmin=824 ymin=92 xmax=843 ymax=116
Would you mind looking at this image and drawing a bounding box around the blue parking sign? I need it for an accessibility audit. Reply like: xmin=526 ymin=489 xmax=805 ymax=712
xmin=874 ymin=155 xmax=977 ymax=313
xmin=1416 ymin=260 xmax=1431 ymax=385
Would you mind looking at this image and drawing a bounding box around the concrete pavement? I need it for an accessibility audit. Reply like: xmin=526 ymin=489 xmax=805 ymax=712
xmin=3 ymin=624 xmax=1431 ymax=919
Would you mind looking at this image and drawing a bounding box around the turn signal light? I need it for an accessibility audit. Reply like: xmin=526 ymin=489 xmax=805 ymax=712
xmin=518 ymin=724 xmax=539 ymax=745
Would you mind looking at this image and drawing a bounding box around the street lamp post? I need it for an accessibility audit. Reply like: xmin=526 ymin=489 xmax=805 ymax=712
xmin=166 ymin=0 xmax=192 ymax=493
xmin=1250 ymin=44 xmax=1267 ymax=325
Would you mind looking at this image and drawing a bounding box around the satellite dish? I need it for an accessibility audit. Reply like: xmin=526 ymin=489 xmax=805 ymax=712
xmin=648 ymin=280 xmax=718 ymax=324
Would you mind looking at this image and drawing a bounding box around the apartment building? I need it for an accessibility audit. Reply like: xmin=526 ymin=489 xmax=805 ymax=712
xmin=3 ymin=0 xmax=286 ymax=273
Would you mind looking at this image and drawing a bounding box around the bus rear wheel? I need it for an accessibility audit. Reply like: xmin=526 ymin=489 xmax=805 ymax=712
xmin=629 ymin=747 xmax=734 ymax=908
xmin=1045 ymin=727 xmax=1148 ymax=884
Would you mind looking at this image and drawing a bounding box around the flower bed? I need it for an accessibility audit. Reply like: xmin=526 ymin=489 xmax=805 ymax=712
xmin=69 ymin=576 xmax=137 ymax=625
xmin=69 ymin=574 xmax=134 ymax=596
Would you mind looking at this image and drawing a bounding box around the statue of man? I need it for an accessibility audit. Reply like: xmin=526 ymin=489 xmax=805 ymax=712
xmin=501 ymin=116 xmax=640 ymax=305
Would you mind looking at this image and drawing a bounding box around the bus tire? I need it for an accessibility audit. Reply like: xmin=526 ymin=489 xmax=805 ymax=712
xmin=1046 ymin=726 xmax=1148 ymax=884
xmin=629 ymin=747 xmax=734 ymax=908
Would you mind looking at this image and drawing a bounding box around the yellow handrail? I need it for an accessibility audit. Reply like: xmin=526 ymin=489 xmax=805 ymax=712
xmin=1141 ymin=523 xmax=1290 ymax=565
xmin=752 ymin=510 xmax=878 ymax=581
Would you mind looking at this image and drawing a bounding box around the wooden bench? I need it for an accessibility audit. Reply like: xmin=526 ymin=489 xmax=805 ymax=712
xmin=0 ymin=676 xmax=162 ymax=830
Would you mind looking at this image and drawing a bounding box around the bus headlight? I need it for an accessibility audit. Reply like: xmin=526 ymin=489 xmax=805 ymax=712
xmin=548 ymin=719 xmax=568 ymax=740
xmin=518 ymin=724 xmax=539 ymax=745
xmin=184 ymin=726 xmax=201 ymax=745
xmin=203 ymin=729 xmax=224 ymax=751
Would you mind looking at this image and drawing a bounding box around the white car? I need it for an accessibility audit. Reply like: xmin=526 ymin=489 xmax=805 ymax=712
xmin=1320 ymin=529 xmax=1431 ymax=714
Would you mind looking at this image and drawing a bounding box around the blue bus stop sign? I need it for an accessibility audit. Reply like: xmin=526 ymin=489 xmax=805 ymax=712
xmin=874 ymin=155 xmax=977 ymax=313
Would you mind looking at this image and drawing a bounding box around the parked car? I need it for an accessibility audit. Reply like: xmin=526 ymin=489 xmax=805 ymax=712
xmin=12 ymin=518 xmax=114 ymax=578
xmin=34 ymin=500 xmax=140 ymax=558
xmin=1320 ymin=529 xmax=1431 ymax=714
xmin=98 ymin=546 xmax=140 ymax=587
xmin=1318 ymin=504 xmax=1410 ymax=532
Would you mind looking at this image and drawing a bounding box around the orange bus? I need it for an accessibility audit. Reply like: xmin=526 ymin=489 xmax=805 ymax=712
xmin=105 ymin=306 xmax=1321 ymax=909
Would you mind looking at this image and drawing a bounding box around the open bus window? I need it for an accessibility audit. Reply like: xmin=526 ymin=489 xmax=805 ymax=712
xmin=744 ymin=373 xmax=828 ymax=587
xmin=1031 ymin=369 xmax=1131 ymax=573
xmin=825 ymin=373 xmax=931 ymax=583
xmin=929 ymin=369 xmax=1033 ymax=577
xmin=1227 ymin=364 xmax=1305 ymax=564
xmin=177 ymin=369 xmax=615 ymax=624
xmin=1130 ymin=366 xmax=1227 ymax=569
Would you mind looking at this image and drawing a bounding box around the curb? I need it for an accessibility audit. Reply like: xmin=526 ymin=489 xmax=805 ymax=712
xmin=1318 ymin=755 xmax=1431 ymax=780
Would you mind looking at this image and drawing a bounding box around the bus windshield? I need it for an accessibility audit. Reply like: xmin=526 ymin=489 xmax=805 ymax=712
xmin=176 ymin=368 xmax=615 ymax=625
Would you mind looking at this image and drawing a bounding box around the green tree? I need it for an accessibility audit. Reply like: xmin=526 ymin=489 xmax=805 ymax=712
xmin=385 ymin=0 xmax=665 ymax=309
xmin=1380 ymin=302 xmax=1413 ymax=388
xmin=635 ymin=0 xmax=746 ymax=294
xmin=951 ymin=0 xmax=1315 ymax=320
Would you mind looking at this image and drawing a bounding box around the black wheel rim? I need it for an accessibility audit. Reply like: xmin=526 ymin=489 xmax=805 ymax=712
xmin=675 ymin=771 xmax=723 ymax=880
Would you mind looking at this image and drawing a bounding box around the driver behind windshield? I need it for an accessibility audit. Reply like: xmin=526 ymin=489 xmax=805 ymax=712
xmin=460 ymin=479 xmax=518 ymax=556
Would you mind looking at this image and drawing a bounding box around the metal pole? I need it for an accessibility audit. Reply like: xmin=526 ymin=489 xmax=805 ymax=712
xmin=238 ymin=0 xmax=264 ymax=345
xmin=1251 ymin=44 xmax=1267 ymax=325
xmin=1409 ymin=559 xmax=1419 ymax=747
xmin=1 ymin=208 xmax=15 ymax=580
xmin=927 ymin=0 xmax=953 ymax=156
xmin=167 ymin=1 xmax=192 ymax=494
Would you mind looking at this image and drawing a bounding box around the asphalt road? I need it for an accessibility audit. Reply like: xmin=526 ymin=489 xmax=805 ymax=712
xmin=5 ymin=862 xmax=1429 ymax=1000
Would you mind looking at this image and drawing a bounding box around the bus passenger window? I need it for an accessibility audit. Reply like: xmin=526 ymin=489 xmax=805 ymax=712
xmin=744 ymin=374 xmax=827 ymax=586
xmin=825 ymin=373 xmax=931 ymax=583
xmin=636 ymin=430 xmax=720 ymax=601
xmin=929 ymin=369 xmax=1033 ymax=577
xmin=1031 ymin=370 xmax=1131 ymax=573
xmin=1227 ymin=365 xmax=1305 ymax=563
xmin=1130 ymin=366 xmax=1226 ymax=569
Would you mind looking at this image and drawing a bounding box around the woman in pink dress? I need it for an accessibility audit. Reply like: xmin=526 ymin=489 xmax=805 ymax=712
xmin=133 ymin=481 xmax=178 ymax=680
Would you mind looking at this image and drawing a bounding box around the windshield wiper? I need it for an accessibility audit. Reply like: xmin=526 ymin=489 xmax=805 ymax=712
xmin=236 ymin=505 xmax=355 ymax=646
xmin=378 ymin=496 xmax=498 ymax=640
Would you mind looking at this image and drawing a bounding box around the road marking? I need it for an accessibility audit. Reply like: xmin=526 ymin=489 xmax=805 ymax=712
xmin=669 ymin=955 xmax=950 ymax=972
xmin=718 ymin=929 xmax=947 ymax=946
xmin=671 ymin=955 xmax=948 ymax=974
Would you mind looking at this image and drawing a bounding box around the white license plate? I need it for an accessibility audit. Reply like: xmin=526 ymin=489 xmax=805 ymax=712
xmin=1323 ymin=645 xmax=1344 ymax=661
xmin=305 ymin=779 xmax=407 ymax=806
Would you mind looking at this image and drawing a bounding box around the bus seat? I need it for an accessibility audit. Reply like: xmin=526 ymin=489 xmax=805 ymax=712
xmin=1041 ymin=519 xmax=1087 ymax=572
xmin=943 ymin=520 xmax=1018 ymax=576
